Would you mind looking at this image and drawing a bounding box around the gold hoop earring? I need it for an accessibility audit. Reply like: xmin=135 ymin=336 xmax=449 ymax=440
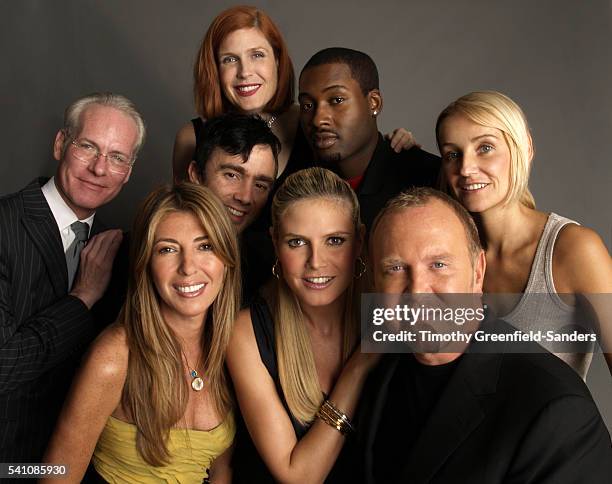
xmin=355 ymin=257 xmax=366 ymax=279
xmin=272 ymin=260 xmax=281 ymax=279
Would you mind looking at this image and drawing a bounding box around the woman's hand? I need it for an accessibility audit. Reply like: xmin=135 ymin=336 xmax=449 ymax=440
xmin=385 ymin=128 xmax=421 ymax=153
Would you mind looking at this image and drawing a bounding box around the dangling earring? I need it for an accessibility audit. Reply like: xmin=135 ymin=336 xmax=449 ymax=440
xmin=272 ymin=260 xmax=281 ymax=279
xmin=355 ymin=257 xmax=367 ymax=279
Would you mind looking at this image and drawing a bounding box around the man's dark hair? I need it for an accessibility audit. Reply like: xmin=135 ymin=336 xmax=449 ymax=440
xmin=194 ymin=113 xmax=281 ymax=178
xmin=300 ymin=47 xmax=379 ymax=95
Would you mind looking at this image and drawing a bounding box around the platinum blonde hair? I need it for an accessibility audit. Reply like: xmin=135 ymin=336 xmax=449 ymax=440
xmin=436 ymin=90 xmax=536 ymax=209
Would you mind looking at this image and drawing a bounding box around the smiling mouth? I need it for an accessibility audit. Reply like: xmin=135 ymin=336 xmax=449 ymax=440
xmin=235 ymin=84 xmax=261 ymax=97
xmin=226 ymin=206 xmax=247 ymax=218
xmin=303 ymin=276 xmax=335 ymax=289
xmin=461 ymin=183 xmax=489 ymax=191
xmin=174 ymin=283 xmax=206 ymax=296
xmin=79 ymin=179 xmax=107 ymax=189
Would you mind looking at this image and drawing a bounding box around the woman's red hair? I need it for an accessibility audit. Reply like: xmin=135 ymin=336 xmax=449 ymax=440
xmin=194 ymin=5 xmax=295 ymax=119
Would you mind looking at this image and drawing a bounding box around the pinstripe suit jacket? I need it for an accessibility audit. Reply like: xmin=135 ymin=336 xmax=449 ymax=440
xmin=0 ymin=178 xmax=106 ymax=462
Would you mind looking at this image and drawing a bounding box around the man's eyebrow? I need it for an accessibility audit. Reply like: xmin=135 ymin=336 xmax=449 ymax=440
xmin=427 ymin=251 xmax=455 ymax=260
xmin=78 ymin=137 xmax=130 ymax=156
xmin=322 ymin=84 xmax=349 ymax=93
xmin=217 ymin=163 xmax=274 ymax=183
xmin=298 ymin=84 xmax=349 ymax=98
xmin=380 ymin=257 xmax=404 ymax=266
xmin=255 ymin=174 xmax=275 ymax=184
xmin=217 ymin=163 xmax=245 ymax=174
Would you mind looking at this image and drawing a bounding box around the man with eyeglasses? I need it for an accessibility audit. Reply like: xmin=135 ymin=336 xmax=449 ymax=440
xmin=0 ymin=92 xmax=145 ymax=463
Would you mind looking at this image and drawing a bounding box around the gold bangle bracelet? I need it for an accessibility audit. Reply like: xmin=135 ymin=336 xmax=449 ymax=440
xmin=316 ymin=399 xmax=355 ymax=435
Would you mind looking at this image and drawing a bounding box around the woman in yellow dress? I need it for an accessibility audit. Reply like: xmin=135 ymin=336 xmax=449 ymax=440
xmin=43 ymin=183 xmax=240 ymax=483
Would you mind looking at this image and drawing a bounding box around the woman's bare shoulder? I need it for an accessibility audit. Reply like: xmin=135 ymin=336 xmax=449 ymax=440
xmin=85 ymin=323 xmax=129 ymax=383
xmin=553 ymin=222 xmax=612 ymax=293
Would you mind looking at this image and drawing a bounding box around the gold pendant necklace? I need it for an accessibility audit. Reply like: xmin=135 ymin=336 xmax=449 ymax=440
xmin=182 ymin=349 xmax=204 ymax=392
xmin=190 ymin=369 xmax=204 ymax=392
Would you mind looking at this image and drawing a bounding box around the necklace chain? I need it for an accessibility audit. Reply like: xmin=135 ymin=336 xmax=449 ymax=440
xmin=181 ymin=348 xmax=204 ymax=392
xmin=266 ymin=114 xmax=277 ymax=128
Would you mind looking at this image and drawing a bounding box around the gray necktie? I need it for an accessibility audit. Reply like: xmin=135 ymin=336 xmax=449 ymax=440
xmin=66 ymin=221 xmax=89 ymax=289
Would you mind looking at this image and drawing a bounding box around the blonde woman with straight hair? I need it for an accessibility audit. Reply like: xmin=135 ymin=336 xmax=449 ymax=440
xmin=227 ymin=167 xmax=377 ymax=483
xmin=436 ymin=90 xmax=612 ymax=379
xmin=43 ymin=183 xmax=240 ymax=483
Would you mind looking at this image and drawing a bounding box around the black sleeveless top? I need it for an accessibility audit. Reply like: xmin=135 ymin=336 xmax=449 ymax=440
xmin=231 ymin=297 xmax=357 ymax=483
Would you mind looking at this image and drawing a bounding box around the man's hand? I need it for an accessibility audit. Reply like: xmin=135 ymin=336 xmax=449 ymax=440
xmin=69 ymin=229 xmax=123 ymax=309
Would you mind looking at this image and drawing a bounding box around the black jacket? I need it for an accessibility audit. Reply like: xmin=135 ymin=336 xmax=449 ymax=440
xmin=356 ymin=134 xmax=440 ymax=232
xmin=358 ymin=322 xmax=612 ymax=483
xmin=0 ymin=178 xmax=124 ymax=461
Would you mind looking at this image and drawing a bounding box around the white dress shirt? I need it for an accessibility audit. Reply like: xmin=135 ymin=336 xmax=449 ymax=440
xmin=41 ymin=177 xmax=95 ymax=253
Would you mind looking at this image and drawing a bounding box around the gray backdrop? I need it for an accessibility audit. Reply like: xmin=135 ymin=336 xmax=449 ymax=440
xmin=2 ymin=1 xmax=611 ymax=429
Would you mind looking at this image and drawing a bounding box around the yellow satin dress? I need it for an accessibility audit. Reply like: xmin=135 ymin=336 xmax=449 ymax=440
xmin=92 ymin=413 xmax=234 ymax=483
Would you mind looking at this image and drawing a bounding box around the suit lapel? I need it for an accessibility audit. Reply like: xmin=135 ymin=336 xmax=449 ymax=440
xmin=21 ymin=179 xmax=69 ymax=296
xmin=89 ymin=215 xmax=106 ymax=237
xmin=398 ymin=353 xmax=501 ymax=484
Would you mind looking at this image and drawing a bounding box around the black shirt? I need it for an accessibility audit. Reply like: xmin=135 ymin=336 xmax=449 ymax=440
xmin=373 ymin=355 xmax=461 ymax=483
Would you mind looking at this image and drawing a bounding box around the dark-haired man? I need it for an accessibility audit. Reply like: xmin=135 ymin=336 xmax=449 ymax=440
xmin=361 ymin=187 xmax=612 ymax=483
xmin=299 ymin=47 xmax=440 ymax=230
xmin=187 ymin=113 xmax=280 ymax=303
xmin=188 ymin=113 xmax=279 ymax=235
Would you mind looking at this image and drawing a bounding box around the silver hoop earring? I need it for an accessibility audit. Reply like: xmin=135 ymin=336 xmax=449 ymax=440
xmin=272 ymin=260 xmax=281 ymax=279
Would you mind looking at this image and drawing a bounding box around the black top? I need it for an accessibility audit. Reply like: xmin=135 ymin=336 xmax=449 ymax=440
xmin=355 ymin=133 xmax=441 ymax=233
xmin=373 ymin=355 xmax=461 ymax=483
xmin=232 ymin=297 xmax=357 ymax=483
xmin=191 ymin=118 xmax=312 ymax=305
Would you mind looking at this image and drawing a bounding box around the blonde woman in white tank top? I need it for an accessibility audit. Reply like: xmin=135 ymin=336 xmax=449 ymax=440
xmin=435 ymin=90 xmax=611 ymax=380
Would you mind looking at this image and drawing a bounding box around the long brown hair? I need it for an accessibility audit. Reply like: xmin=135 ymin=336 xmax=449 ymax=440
xmin=270 ymin=168 xmax=362 ymax=424
xmin=193 ymin=5 xmax=294 ymax=119
xmin=120 ymin=183 xmax=240 ymax=465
